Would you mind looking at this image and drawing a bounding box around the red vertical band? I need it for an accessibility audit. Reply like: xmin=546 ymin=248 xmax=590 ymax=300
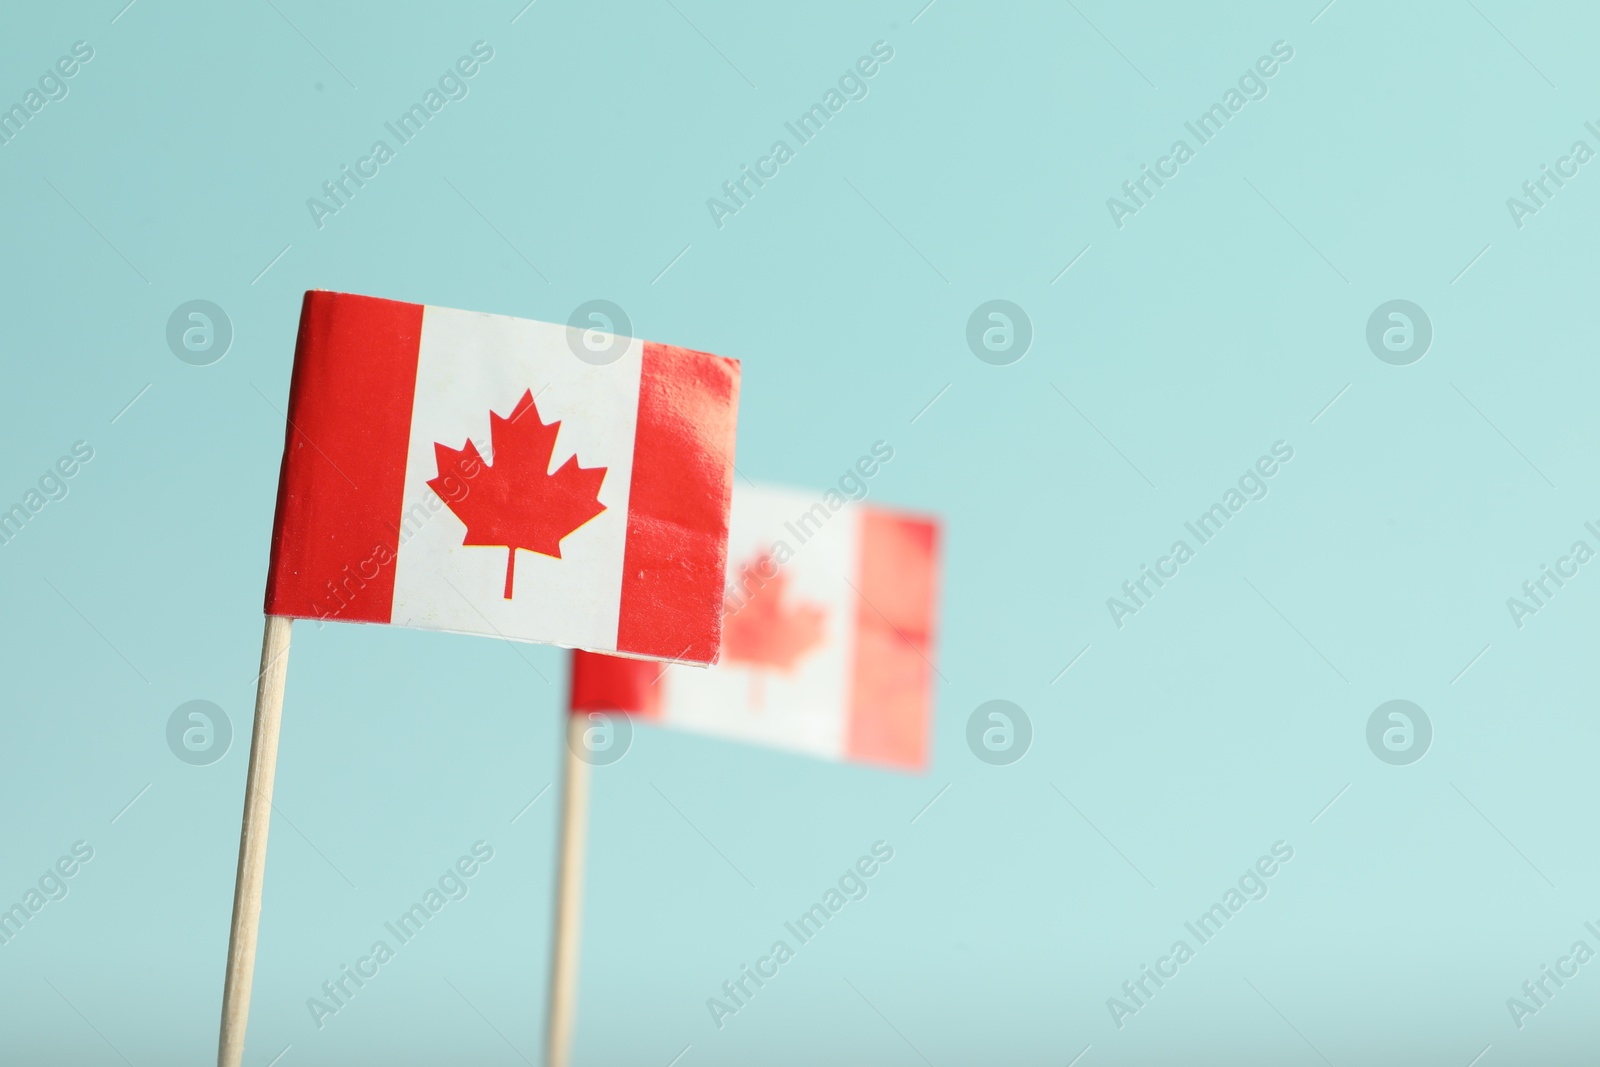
xmin=846 ymin=509 xmax=941 ymax=771
xmin=263 ymin=291 xmax=425 ymax=623
xmin=569 ymin=650 xmax=663 ymax=717
xmin=616 ymin=342 xmax=740 ymax=663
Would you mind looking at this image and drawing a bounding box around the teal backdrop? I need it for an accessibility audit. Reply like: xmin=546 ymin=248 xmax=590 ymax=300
xmin=3 ymin=1 xmax=1598 ymax=1063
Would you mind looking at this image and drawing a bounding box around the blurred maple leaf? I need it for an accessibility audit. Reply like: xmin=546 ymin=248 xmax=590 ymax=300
xmin=723 ymin=555 xmax=826 ymax=671
xmin=429 ymin=389 xmax=607 ymax=599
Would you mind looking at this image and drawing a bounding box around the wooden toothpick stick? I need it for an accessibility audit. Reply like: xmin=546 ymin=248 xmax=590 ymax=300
xmin=216 ymin=614 xmax=292 ymax=1067
xmin=547 ymin=712 xmax=592 ymax=1067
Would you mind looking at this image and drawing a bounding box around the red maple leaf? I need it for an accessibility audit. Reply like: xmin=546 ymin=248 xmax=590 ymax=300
xmin=429 ymin=389 xmax=607 ymax=599
xmin=722 ymin=555 xmax=826 ymax=671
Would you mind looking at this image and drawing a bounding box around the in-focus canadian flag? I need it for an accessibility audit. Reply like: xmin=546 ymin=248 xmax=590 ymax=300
xmin=264 ymin=290 xmax=740 ymax=665
xmin=571 ymin=483 xmax=941 ymax=770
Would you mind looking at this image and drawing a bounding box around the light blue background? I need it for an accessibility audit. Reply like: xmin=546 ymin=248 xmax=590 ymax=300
xmin=3 ymin=1 xmax=1598 ymax=1063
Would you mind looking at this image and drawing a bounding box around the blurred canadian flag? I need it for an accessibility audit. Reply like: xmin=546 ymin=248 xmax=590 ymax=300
xmin=570 ymin=483 xmax=941 ymax=770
